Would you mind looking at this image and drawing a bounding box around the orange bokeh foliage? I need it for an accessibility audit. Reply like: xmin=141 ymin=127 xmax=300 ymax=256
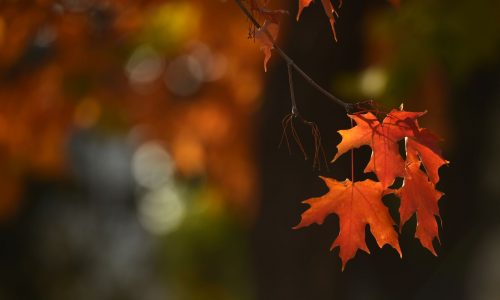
xmin=0 ymin=0 xmax=268 ymax=220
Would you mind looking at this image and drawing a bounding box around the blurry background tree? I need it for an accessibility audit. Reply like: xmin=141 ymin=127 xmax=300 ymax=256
xmin=0 ymin=0 xmax=499 ymax=300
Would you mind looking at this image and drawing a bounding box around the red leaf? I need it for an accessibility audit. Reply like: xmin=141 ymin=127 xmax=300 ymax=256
xmin=330 ymin=107 xmax=447 ymax=255
xmin=294 ymin=177 xmax=401 ymax=270
xmin=255 ymin=20 xmax=279 ymax=72
xmin=397 ymin=152 xmax=443 ymax=255
xmin=407 ymin=129 xmax=449 ymax=184
xmin=333 ymin=110 xmax=424 ymax=188
xmin=320 ymin=0 xmax=338 ymax=41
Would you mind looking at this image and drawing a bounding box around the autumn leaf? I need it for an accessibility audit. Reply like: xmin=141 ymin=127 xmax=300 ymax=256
xmin=406 ymin=128 xmax=449 ymax=185
xmin=294 ymin=177 xmax=401 ymax=269
xmin=319 ymin=0 xmax=338 ymax=41
xmin=381 ymin=109 xmax=425 ymax=138
xmin=255 ymin=20 xmax=279 ymax=72
xmin=396 ymin=151 xmax=443 ymax=255
xmin=246 ymin=0 xmax=287 ymax=71
xmin=332 ymin=110 xmax=424 ymax=188
xmin=295 ymin=108 xmax=448 ymax=267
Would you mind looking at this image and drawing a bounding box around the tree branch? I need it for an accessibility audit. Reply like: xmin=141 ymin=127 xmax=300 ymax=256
xmin=233 ymin=0 xmax=352 ymax=112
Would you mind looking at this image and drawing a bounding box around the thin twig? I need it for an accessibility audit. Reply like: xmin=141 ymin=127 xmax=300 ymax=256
xmin=287 ymin=63 xmax=298 ymax=114
xmin=350 ymin=118 xmax=354 ymax=181
xmin=279 ymin=62 xmax=329 ymax=170
xmin=234 ymin=0 xmax=352 ymax=113
xmin=280 ymin=113 xmax=308 ymax=159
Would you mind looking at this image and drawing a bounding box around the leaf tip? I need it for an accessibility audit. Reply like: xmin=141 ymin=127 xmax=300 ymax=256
xmin=296 ymin=0 xmax=313 ymax=21
xmin=395 ymin=245 xmax=402 ymax=258
xmin=340 ymin=262 xmax=347 ymax=272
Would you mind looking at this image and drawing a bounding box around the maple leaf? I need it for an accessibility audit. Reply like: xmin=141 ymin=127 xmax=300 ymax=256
xmin=406 ymin=128 xmax=449 ymax=185
xmin=396 ymin=151 xmax=443 ymax=255
xmin=332 ymin=110 xmax=424 ymax=188
xmin=294 ymin=177 xmax=401 ymax=270
xmin=247 ymin=0 xmax=287 ymax=71
xmin=255 ymin=20 xmax=279 ymax=72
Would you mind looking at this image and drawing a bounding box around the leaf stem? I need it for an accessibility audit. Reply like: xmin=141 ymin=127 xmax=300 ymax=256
xmin=350 ymin=118 xmax=354 ymax=182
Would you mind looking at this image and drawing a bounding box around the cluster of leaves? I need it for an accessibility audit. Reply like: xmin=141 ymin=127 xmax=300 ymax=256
xmin=239 ymin=0 xmax=449 ymax=270
xmin=294 ymin=108 xmax=448 ymax=269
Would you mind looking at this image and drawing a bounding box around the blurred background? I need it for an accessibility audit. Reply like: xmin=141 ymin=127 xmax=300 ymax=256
xmin=0 ymin=0 xmax=499 ymax=299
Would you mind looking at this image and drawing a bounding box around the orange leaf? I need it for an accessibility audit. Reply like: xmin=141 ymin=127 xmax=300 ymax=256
xmin=397 ymin=152 xmax=443 ymax=255
xmin=320 ymin=0 xmax=338 ymax=41
xmin=406 ymin=128 xmax=449 ymax=185
xmin=294 ymin=177 xmax=401 ymax=270
xmin=300 ymin=106 xmax=447 ymax=267
xmin=333 ymin=110 xmax=424 ymax=188
xmin=255 ymin=20 xmax=279 ymax=72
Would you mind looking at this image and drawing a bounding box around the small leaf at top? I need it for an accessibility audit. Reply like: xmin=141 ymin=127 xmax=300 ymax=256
xmin=255 ymin=20 xmax=279 ymax=72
